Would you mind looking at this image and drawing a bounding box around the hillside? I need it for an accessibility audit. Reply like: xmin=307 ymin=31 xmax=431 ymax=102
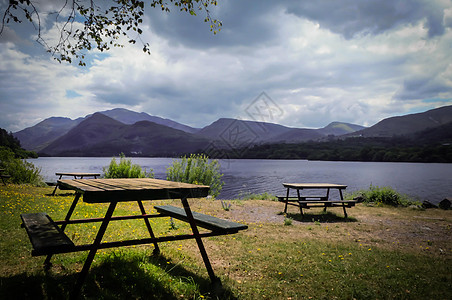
xmin=197 ymin=118 xmax=365 ymax=145
xmin=14 ymin=108 xmax=199 ymax=151
xmin=351 ymin=105 xmax=452 ymax=137
xmin=13 ymin=117 xmax=82 ymax=152
xmin=98 ymin=108 xmax=200 ymax=133
xmin=38 ymin=113 xmax=210 ymax=157
xmin=317 ymin=122 xmax=366 ymax=136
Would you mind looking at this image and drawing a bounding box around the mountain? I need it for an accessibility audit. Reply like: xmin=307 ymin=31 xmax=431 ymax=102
xmin=196 ymin=118 xmax=294 ymax=145
xmin=195 ymin=118 xmax=364 ymax=145
xmin=317 ymin=122 xmax=366 ymax=136
xmin=98 ymin=108 xmax=200 ymax=133
xmin=39 ymin=113 xmax=210 ymax=157
xmin=350 ymin=105 xmax=452 ymax=137
xmin=14 ymin=105 xmax=451 ymax=157
xmin=14 ymin=108 xmax=199 ymax=151
xmin=412 ymin=121 xmax=452 ymax=144
xmin=13 ymin=117 xmax=83 ymax=152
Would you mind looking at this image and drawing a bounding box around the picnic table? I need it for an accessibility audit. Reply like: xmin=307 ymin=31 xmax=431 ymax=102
xmin=0 ymin=168 xmax=10 ymax=185
xmin=21 ymin=178 xmax=247 ymax=299
xmin=51 ymin=172 xmax=100 ymax=195
xmin=278 ymin=183 xmax=356 ymax=218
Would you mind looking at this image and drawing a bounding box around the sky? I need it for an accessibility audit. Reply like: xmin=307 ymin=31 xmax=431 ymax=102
xmin=1 ymin=0 xmax=452 ymax=133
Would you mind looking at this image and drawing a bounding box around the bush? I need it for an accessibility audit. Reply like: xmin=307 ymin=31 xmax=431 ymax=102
xmin=166 ymin=154 xmax=223 ymax=198
xmin=350 ymin=184 xmax=419 ymax=207
xmin=0 ymin=147 xmax=44 ymax=185
xmin=103 ymin=153 xmax=154 ymax=178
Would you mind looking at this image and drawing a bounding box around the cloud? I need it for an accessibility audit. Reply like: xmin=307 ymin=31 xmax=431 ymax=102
xmin=285 ymin=0 xmax=449 ymax=39
xmin=1 ymin=0 xmax=451 ymax=133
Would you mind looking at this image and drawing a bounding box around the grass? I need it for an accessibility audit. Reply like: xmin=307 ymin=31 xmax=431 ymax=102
xmin=1 ymin=184 xmax=451 ymax=299
xmin=239 ymin=192 xmax=277 ymax=201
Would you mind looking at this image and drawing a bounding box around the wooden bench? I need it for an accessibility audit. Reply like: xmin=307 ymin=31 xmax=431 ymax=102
xmin=154 ymin=205 xmax=248 ymax=233
xmin=20 ymin=213 xmax=75 ymax=256
xmin=277 ymin=196 xmax=356 ymax=218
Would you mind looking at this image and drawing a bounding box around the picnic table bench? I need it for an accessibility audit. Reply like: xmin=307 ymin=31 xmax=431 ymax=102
xmin=20 ymin=178 xmax=247 ymax=299
xmin=278 ymin=183 xmax=356 ymax=218
xmin=0 ymin=168 xmax=10 ymax=185
xmin=51 ymin=172 xmax=100 ymax=195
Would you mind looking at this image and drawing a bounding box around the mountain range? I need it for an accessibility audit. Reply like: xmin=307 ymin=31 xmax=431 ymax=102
xmin=12 ymin=105 xmax=452 ymax=157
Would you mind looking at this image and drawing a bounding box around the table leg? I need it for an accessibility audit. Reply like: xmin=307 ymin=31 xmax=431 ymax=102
xmin=324 ymin=188 xmax=331 ymax=213
xmin=339 ymin=189 xmax=347 ymax=218
xmin=296 ymin=189 xmax=303 ymax=216
xmin=284 ymin=188 xmax=290 ymax=213
xmin=71 ymin=201 xmax=118 ymax=300
xmin=51 ymin=175 xmax=63 ymax=196
xmin=137 ymin=200 xmax=160 ymax=255
xmin=181 ymin=196 xmax=218 ymax=283
xmin=44 ymin=193 xmax=82 ymax=268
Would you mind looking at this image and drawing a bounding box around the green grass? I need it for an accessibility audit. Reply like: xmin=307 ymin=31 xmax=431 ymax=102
xmin=1 ymin=184 xmax=451 ymax=299
xmin=239 ymin=192 xmax=277 ymax=201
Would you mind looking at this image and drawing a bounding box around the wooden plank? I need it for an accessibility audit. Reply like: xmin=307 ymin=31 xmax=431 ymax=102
xmin=58 ymin=178 xmax=210 ymax=203
xmin=155 ymin=205 xmax=248 ymax=233
xmin=56 ymin=172 xmax=100 ymax=177
xmin=283 ymin=183 xmax=347 ymax=189
xmin=297 ymin=200 xmax=356 ymax=204
xmin=20 ymin=213 xmax=75 ymax=256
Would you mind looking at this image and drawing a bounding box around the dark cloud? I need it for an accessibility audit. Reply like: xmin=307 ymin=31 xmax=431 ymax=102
xmin=395 ymin=76 xmax=451 ymax=100
xmin=285 ymin=0 xmax=447 ymax=39
xmin=145 ymin=0 xmax=282 ymax=48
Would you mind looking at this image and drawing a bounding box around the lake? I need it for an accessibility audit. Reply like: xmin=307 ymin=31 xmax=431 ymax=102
xmin=27 ymin=157 xmax=451 ymax=204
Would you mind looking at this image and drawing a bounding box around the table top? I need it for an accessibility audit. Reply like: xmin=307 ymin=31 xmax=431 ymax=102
xmin=58 ymin=178 xmax=210 ymax=203
xmin=283 ymin=183 xmax=347 ymax=189
xmin=56 ymin=172 xmax=101 ymax=176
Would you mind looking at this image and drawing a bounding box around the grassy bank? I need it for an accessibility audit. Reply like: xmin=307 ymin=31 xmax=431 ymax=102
xmin=1 ymin=184 xmax=451 ymax=299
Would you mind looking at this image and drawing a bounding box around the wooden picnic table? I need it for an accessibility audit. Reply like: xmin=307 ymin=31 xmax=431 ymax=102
xmin=51 ymin=172 xmax=100 ymax=195
xmin=0 ymin=168 xmax=10 ymax=185
xmin=20 ymin=178 xmax=247 ymax=299
xmin=278 ymin=183 xmax=356 ymax=218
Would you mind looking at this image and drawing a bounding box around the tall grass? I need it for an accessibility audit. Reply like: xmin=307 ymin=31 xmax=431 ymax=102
xmin=347 ymin=184 xmax=420 ymax=207
xmin=166 ymin=154 xmax=223 ymax=198
xmin=103 ymin=153 xmax=154 ymax=178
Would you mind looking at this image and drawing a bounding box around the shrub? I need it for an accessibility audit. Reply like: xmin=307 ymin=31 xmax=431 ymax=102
xmin=166 ymin=154 xmax=223 ymax=198
xmin=0 ymin=147 xmax=44 ymax=185
xmin=103 ymin=153 xmax=154 ymax=178
xmin=349 ymin=184 xmax=419 ymax=207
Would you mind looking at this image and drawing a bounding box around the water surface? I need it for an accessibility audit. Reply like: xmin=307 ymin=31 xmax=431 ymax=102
xmin=28 ymin=157 xmax=451 ymax=204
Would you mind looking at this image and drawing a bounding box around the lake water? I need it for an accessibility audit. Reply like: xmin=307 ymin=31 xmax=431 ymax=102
xmin=27 ymin=157 xmax=452 ymax=204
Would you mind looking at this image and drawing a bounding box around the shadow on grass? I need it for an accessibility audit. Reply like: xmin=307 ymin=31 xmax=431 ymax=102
xmin=285 ymin=211 xmax=358 ymax=223
xmin=0 ymin=252 xmax=236 ymax=299
xmin=45 ymin=192 xmax=76 ymax=197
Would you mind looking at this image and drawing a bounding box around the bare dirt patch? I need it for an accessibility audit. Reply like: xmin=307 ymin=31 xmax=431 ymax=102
xmin=183 ymin=199 xmax=452 ymax=257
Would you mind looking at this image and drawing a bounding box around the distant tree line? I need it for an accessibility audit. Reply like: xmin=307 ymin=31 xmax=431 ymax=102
xmin=203 ymin=137 xmax=452 ymax=163
xmin=0 ymin=128 xmax=37 ymax=158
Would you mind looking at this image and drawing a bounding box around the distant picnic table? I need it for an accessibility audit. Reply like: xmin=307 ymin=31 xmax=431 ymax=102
xmin=278 ymin=183 xmax=357 ymax=218
xmin=51 ymin=172 xmax=100 ymax=195
xmin=0 ymin=168 xmax=11 ymax=185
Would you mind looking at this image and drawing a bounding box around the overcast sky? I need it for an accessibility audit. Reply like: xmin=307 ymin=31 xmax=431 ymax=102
xmin=1 ymin=0 xmax=452 ymax=133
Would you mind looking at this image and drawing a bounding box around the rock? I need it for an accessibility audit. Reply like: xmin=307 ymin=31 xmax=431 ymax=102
xmin=438 ymin=198 xmax=451 ymax=210
xmin=422 ymin=200 xmax=438 ymax=209
xmin=409 ymin=204 xmax=423 ymax=210
xmin=353 ymin=195 xmax=366 ymax=203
